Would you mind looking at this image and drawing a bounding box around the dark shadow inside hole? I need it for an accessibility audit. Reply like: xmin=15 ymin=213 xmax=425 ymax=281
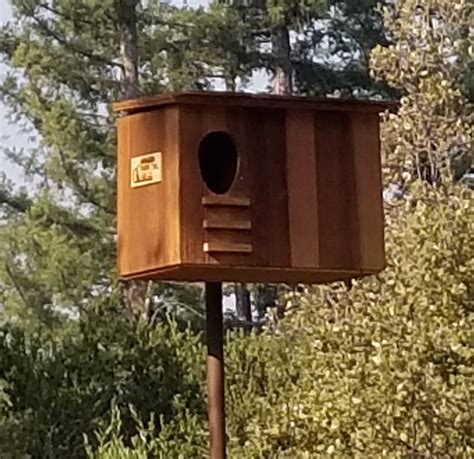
xmin=198 ymin=131 xmax=239 ymax=194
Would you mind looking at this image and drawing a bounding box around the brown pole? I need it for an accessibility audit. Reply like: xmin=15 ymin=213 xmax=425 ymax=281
xmin=205 ymin=281 xmax=226 ymax=459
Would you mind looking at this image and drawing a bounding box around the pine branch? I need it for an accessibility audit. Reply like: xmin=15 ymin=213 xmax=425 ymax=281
xmin=38 ymin=3 xmax=96 ymax=27
xmin=57 ymin=149 xmax=114 ymax=215
xmin=30 ymin=16 xmax=124 ymax=70
xmin=0 ymin=186 xmax=102 ymax=237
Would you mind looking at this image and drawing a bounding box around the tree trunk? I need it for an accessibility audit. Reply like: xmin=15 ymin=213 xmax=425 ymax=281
xmin=118 ymin=0 xmax=139 ymax=99
xmin=235 ymin=283 xmax=252 ymax=323
xmin=271 ymin=23 xmax=293 ymax=95
xmin=117 ymin=0 xmax=150 ymax=321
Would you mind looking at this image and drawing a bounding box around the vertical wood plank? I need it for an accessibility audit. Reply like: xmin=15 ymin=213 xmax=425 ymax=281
xmin=251 ymin=109 xmax=291 ymax=268
xmin=117 ymin=116 xmax=130 ymax=274
xmin=163 ymin=107 xmax=181 ymax=265
xmin=225 ymin=107 xmax=253 ymax=197
xmin=179 ymin=105 xmax=206 ymax=265
xmin=315 ymin=112 xmax=360 ymax=269
xmin=285 ymin=110 xmax=319 ymax=268
xmin=351 ymin=112 xmax=385 ymax=271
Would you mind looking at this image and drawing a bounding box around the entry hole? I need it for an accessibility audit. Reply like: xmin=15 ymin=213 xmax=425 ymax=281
xmin=198 ymin=131 xmax=239 ymax=195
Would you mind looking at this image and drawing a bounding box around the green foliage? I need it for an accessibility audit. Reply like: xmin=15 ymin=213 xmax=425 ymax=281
xmin=223 ymin=192 xmax=474 ymax=458
xmin=0 ymin=301 xmax=206 ymax=457
xmin=83 ymin=191 xmax=473 ymax=458
xmin=370 ymin=0 xmax=473 ymax=186
xmin=85 ymin=405 xmax=206 ymax=459
xmin=0 ymin=0 xmax=473 ymax=458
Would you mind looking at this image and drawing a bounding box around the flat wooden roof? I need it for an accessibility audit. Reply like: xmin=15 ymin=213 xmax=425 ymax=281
xmin=113 ymin=91 xmax=396 ymax=115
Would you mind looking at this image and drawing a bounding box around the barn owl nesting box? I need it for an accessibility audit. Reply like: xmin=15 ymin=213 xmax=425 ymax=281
xmin=114 ymin=92 xmax=390 ymax=284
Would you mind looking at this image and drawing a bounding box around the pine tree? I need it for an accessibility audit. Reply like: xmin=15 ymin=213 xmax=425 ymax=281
xmin=0 ymin=1 xmax=223 ymax=323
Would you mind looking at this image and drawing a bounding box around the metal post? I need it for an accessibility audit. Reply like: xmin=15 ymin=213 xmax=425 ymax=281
xmin=205 ymin=281 xmax=226 ymax=459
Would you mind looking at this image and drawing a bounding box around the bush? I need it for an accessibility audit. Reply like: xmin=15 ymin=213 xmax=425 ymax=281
xmin=0 ymin=300 xmax=206 ymax=458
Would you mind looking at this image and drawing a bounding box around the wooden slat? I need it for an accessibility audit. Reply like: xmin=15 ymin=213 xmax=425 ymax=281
xmin=224 ymin=107 xmax=252 ymax=196
xmin=202 ymin=196 xmax=251 ymax=207
xmin=203 ymin=220 xmax=252 ymax=230
xmin=117 ymin=116 xmax=130 ymax=274
xmin=203 ymin=242 xmax=253 ymax=254
xmin=179 ymin=105 xmax=206 ymax=265
xmin=285 ymin=110 xmax=319 ymax=268
xmin=351 ymin=112 xmax=385 ymax=270
xmin=163 ymin=107 xmax=181 ymax=265
xmin=315 ymin=112 xmax=360 ymax=270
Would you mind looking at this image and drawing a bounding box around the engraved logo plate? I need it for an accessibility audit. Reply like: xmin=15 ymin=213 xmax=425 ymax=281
xmin=131 ymin=152 xmax=162 ymax=188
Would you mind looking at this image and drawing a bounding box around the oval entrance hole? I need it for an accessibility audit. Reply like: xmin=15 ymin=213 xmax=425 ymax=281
xmin=198 ymin=131 xmax=239 ymax=194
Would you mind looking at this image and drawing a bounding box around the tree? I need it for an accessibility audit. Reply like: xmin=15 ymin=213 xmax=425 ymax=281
xmin=213 ymin=0 xmax=328 ymax=93
xmin=370 ymin=0 xmax=473 ymax=187
xmin=0 ymin=298 xmax=207 ymax=457
xmin=0 ymin=0 xmax=217 ymax=323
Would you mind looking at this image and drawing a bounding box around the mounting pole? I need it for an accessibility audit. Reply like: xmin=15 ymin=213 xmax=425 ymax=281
xmin=205 ymin=282 xmax=226 ymax=459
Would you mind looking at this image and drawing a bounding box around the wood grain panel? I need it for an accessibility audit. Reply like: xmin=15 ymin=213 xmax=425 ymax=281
xmin=315 ymin=112 xmax=360 ymax=269
xmin=204 ymin=227 xmax=252 ymax=246
xmin=163 ymin=107 xmax=181 ymax=265
xmin=203 ymin=220 xmax=251 ymax=230
xmin=202 ymin=196 xmax=250 ymax=206
xmin=117 ymin=109 xmax=180 ymax=276
xmin=251 ymin=109 xmax=291 ymax=267
xmin=178 ymin=105 xmax=206 ymax=265
xmin=225 ymin=107 xmax=254 ymax=197
xmin=117 ymin=116 xmax=130 ymax=275
xmin=203 ymin=242 xmax=253 ymax=254
xmin=285 ymin=110 xmax=319 ymax=268
xmin=351 ymin=112 xmax=385 ymax=270
xmin=204 ymin=206 xmax=250 ymax=223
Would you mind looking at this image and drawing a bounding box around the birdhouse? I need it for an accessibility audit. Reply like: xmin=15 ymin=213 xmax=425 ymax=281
xmin=114 ymin=92 xmax=390 ymax=284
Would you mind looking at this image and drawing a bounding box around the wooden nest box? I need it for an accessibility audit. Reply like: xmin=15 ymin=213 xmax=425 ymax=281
xmin=114 ymin=92 xmax=390 ymax=284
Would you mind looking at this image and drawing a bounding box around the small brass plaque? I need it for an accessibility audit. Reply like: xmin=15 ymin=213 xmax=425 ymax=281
xmin=131 ymin=152 xmax=162 ymax=188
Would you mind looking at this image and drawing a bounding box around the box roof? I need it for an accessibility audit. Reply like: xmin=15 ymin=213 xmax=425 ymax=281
xmin=113 ymin=91 xmax=396 ymax=115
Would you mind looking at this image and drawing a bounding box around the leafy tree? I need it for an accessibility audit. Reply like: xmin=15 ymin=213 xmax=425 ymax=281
xmin=370 ymin=0 xmax=473 ymax=186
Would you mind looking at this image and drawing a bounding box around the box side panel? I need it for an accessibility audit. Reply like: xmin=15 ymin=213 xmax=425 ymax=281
xmin=285 ymin=110 xmax=320 ymax=268
xmin=315 ymin=112 xmax=360 ymax=270
xmin=351 ymin=112 xmax=385 ymax=271
xmin=117 ymin=108 xmax=180 ymax=277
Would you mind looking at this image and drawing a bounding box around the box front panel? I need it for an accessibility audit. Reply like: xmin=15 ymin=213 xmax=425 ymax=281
xmin=179 ymin=105 xmax=291 ymax=269
xmin=117 ymin=108 xmax=180 ymax=277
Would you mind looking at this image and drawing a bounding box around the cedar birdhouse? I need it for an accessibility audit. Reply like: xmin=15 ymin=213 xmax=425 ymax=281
xmin=114 ymin=92 xmax=390 ymax=284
